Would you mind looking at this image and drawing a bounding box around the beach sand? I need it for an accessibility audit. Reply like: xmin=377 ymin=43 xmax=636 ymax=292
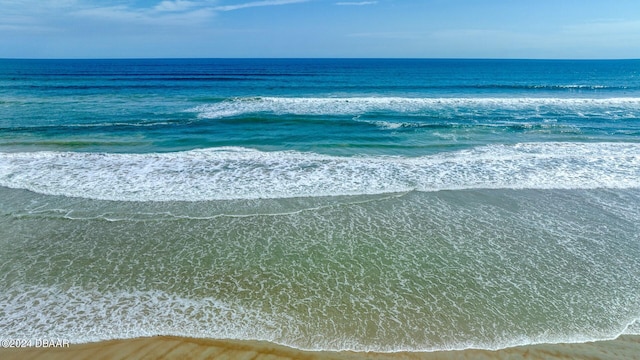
xmin=1 ymin=335 xmax=638 ymax=360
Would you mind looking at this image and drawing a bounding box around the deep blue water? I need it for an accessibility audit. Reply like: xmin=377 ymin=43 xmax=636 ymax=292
xmin=1 ymin=59 xmax=639 ymax=351
xmin=2 ymin=59 xmax=640 ymax=155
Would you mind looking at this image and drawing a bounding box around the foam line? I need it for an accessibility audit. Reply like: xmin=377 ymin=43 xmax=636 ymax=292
xmin=193 ymin=97 xmax=640 ymax=118
xmin=1 ymin=284 xmax=636 ymax=352
xmin=1 ymin=143 xmax=639 ymax=201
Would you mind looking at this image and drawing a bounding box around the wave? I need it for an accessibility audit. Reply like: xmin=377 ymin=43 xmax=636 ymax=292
xmin=1 ymin=142 xmax=639 ymax=201
xmin=354 ymin=118 xmax=583 ymax=132
xmin=445 ymin=84 xmax=631 ymax=90
xmin=362 ymin=84 xmax=634 ymax=91
xmin=193 ymin=97 xmax=640 ymax=119
xmin=1 ymin=284 xmax=636 ymax=352
xmin=0 ymin=285 xmax=285 ymax=347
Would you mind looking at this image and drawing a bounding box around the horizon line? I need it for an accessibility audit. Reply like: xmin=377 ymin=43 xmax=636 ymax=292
xmin=2 ymin=57 xmax=640 ymax=61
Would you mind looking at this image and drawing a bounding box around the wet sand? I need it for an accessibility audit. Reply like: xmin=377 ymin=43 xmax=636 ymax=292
xmin=1 ymin=335 xmax=639 ymax=360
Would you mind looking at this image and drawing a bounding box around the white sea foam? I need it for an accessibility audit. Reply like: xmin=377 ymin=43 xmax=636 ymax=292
xmin=1 ymin=283 xmax=636 ymax=351
xmin=1 ymin=143 xmax=639 ymax=201
xmin=193 ymin=97 xmax=640 ymax=118
xmin=0 ymin=285 xmax=295 ymax=346
xmin=355 ymin=119 xmax=424 ymax=129
xmin=624 ymin=318 xmax=640 ymax=335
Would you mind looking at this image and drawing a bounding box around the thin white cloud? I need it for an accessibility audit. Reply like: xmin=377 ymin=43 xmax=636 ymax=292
xmin=74 ymin=7 xmax=216 ymax=26
xmin=214 ymin=0 xmax=308 ymax=11
xmin=0 ymin=0 xmax=215 ymax=25
xmin=0 ymin=0 xmax=308 ymax=39
xmin=336 ymin=1 xmax=377 ymax=5
xmin=155 ymin=0 xmax=200 ymax=12
xmin=73 ymin=5 xmax=145 ymax=21
xmin=68 ymin=1 xmax=219 ymax=26
xmin=0 ymin=0 xmax=306 ymax=30
xmin=0 ymin=0 xmax=78 ymax=7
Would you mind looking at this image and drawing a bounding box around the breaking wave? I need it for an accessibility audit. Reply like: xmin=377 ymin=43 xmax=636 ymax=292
xmin=1 ymin=142 xmax=639 ymax=201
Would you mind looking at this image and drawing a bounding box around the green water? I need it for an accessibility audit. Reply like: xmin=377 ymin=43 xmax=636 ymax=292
xmin=1 ymin=187 xmax=639 ymax=350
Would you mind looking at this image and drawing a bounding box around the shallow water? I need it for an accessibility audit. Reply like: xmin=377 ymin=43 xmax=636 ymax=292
xmin=1 ymin=187 xmax=639 ymax=350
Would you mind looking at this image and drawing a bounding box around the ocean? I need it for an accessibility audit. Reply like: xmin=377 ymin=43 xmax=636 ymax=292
xmin=0 ymin=58 xmax=639 ymax=352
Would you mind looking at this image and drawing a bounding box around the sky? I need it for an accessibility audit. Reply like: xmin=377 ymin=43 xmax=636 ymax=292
xmin=1 ymin=0 xmax=640 ymax=59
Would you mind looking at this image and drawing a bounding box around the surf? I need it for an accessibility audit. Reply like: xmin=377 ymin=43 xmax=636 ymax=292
xmin=192 ymin=96 xmax=640 ymax=119
xmin=1 ymin=142 xmax=639 ymax=201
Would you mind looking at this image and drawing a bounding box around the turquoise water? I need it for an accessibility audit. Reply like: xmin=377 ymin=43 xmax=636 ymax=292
xmin=1 ymin=59 xmax=639 ymax=351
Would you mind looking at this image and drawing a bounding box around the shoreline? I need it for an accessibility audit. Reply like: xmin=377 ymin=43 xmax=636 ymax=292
xmin=1 ymin=335 xmax=639 ymax=359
